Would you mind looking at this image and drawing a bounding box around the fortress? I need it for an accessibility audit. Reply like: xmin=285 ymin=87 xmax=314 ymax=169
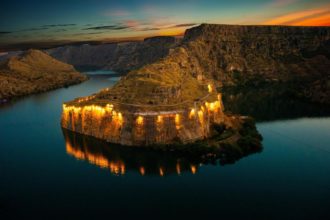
xmin=61 ymin=67 xmax=225 ymax=146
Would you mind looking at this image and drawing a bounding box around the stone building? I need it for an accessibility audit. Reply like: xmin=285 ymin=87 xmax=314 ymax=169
xmin=61 ymin=68 xmax=225 ymax=146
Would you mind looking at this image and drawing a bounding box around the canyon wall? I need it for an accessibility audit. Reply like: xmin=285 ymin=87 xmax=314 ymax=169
xmin=47 ymin=36 xmax=179 ymax=72
xmin=184 ymin=24 xmax=330 ymax=82
xmin=131 ymin=24 xmax=330 ymax=104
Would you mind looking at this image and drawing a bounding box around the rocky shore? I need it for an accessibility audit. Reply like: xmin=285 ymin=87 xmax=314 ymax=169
xmin=0 ymin=49 xmax=87 ymax=101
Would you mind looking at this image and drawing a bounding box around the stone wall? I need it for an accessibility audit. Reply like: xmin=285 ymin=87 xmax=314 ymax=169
xmin=61 ymin=98 xmax=224 ymax=146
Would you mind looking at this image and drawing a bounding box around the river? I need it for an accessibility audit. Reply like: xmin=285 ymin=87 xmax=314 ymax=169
xmin=0 ymin=72 xmax=329 ymax=219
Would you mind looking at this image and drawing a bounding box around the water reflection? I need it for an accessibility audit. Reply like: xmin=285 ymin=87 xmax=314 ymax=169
xmin=62 ymin=128 xmax=262 ymax=176
xmin=221 ymin=85 xmax=330 ymax=122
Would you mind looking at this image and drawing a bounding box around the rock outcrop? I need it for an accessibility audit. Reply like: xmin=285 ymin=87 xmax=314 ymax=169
xmin=183 ymin=24 xmax=330 ymax=81
xmin=61 ymin=60 xmax=225 ymax=146
xmin=0 ymin=49 xmax=87 ymax=100
xmin=133 ymin=24 xmax=330 ymax=104
xmin=47 ymin=36 xmax=179 ymax=72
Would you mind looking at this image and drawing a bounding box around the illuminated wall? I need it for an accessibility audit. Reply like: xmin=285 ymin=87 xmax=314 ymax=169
xmin=61 ymin=94 xmax=224 ymax=146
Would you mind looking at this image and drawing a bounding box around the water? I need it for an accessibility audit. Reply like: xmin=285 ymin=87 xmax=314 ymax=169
xmin=1 ymin=72 xmax=329 ymax=219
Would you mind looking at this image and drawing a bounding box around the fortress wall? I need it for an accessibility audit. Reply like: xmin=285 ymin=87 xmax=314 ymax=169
xmin=61 ymin=97 xmax=224 ymax=146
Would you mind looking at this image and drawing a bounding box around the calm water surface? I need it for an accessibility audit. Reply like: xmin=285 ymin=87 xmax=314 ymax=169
xmin=1 ymin=72 xmax=329 ymax=219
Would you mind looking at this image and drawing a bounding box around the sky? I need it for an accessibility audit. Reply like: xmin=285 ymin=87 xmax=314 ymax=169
xmin=0 ymin=0 xmax=329 ymax=50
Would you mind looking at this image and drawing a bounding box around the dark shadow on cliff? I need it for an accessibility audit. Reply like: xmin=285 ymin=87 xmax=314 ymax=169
xmin=62 ymin=128 xmax=262 ymax=176
xmin=221 ymin=83 xmax=330 ymax=122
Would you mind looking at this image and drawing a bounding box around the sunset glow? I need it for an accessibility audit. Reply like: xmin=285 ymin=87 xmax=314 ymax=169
xmin=0 ymin=0 xmax=329 ymax=50
xmin=263 ymin=6 xmax=330 ymax=26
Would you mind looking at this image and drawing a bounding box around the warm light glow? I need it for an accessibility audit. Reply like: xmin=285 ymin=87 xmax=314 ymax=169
xmin=65 ymin=140 xmax=125 ymax=175
xmin=209 ymin=102 xmax=215 ymax=111
xmin=175 ymin=114 xmax=180 ymax=124
xmin=157 ymin=115 xmax=163 ymax=124
xmin=157 ymin=27 xmax=184 ymax=36
xmin=205 ymin=100 xmax=220 ymax=112
xmin=198 ymin=110 xmax=204 ymax=123
xmin=159 ymin=167 xmax=164 ymax=176
xmin=176 ymin=163 xmax=181 ymax=175
xmin=106 ymin=103 xmax=113 ymax=112
xmin=208 ymin=84 xmax=213 ymax=93
xmin=139 ymin=166 xmax=145 ymax=176
xmin=136 ymin=116 xmax=144 ymax=125
xmin=118 ymin=112 xmax=123 ymax=121
xmin=191 ymin=165 xmax=197 ymax=174
xmin=263 ymin=7 xmax=330 ymax=26
xmin=175 ymin=114 xmax=180 ymax=130
xmin=189 ymin=108 xmax=196 ymax=119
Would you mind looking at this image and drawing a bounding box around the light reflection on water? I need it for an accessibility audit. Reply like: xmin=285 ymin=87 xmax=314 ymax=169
xmin=62 ymin=128 xmax=261 ymax=176
xmin=0 ymin=72 xmax=329 ymax=219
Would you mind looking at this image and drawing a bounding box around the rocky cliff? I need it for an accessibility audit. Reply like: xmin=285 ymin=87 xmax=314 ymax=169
xmin=131 ymin=24 xmax=330 ymax=104
xmin=0 ymin=49 xmax=87 ymax=100
xmin=47 ymin=36 xmax=179 ymax=72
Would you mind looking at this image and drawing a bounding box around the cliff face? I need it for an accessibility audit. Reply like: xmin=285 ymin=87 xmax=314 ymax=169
xmin=0 ymin=49 xmax=87 ymax=100
xmin=184 ymin=24 xmax=330 ymax=81
xmin=47 ymin=36 xmax=179 ymax=72
xmin=134 ymin=24 xmax=330 ymax=104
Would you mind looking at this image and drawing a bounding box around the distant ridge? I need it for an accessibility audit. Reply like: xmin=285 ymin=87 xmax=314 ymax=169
xmin=0 ymin=49 xmax=87 ymax=100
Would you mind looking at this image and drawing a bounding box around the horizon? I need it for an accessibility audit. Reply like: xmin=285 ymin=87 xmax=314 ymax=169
xmin=1 ymin=0 xmax=330 ymax=51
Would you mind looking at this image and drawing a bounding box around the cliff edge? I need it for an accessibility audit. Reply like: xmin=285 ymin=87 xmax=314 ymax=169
xmin=135 ymin=24 xmax=330 ymax=104
xmin=0 ymin=49 xmax=87 ymax=100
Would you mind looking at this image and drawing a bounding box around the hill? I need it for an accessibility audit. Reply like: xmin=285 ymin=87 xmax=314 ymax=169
xmin=0 ymin=49 xmax=87 ymax=100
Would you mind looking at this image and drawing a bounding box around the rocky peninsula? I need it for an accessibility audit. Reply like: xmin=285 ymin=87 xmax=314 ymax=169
xmin=49 ymin=24 xmax=330 ymax=105
xmin=61 ymin=50 xmax=262 ymax=149
xmin=0 ymin=49 xmax=87 ymax=101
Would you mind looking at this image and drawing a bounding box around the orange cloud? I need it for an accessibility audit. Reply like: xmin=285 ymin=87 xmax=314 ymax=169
xmin=293 ymin=13 xmax=330 ymax=26
xmin=124 ymin=20 xmax=140 ymax=28
xmin=263 ymin=7 xmax=330 ymax=26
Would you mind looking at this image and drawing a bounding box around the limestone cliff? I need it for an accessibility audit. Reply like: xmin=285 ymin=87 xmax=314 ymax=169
xmin=134 ymin=24 xmax=330 ymax=104
xmin=0 ymin=49 xmax=87 ymax=100
xmin=47 ymin=36 xmax=179 ymax=72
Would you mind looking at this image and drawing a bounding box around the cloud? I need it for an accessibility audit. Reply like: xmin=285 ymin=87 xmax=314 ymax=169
xmin=70 ymin=32 xmax=105 ymax=36
xmin=85 ymin=32 xmax=105 ymax=35
xmin=172 ymin=23 xmax=197 ymax=28
xmin=140 ymin=27 xmax=161 ymax=31
xmin=20 ymin=27 xmax=49 ymax=32
xmin=263 ymin=7 xmax=330 ymax=25
xmin=124 ymin=20 xmax=140 ymax=28
xmin=83 ymin=25 xmax=129 ymax=30
xmin=292 ymin=12 xmax=330 ymax=26
xmin=42 ymin=24 xmax=76 ymax=27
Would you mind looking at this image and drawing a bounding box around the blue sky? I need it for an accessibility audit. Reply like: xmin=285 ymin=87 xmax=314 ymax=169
xmin=0 ymin=0 xmax=329 ymax=48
